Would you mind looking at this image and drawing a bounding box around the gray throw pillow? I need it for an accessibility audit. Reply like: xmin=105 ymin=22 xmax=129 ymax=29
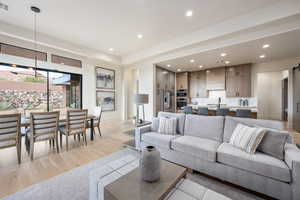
xmin=257 ymin=129 xmax=289 ymax=160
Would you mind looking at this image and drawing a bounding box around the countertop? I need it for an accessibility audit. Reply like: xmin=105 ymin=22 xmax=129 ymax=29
xmin=188 ymin=104 xmax=258 ymax=113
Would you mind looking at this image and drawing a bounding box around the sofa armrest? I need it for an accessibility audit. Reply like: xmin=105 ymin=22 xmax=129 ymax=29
xmin=285 ymin=143 xmax=300 ymax=200
xmin=135 ymin=125 xmax=151 ymax=151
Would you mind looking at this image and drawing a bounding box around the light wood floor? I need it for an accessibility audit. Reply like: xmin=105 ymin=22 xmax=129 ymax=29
xmin=0 ymin=120 xmax=135 ymax=198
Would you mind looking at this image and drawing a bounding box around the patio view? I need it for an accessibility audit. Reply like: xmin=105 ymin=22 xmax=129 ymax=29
xmin=0 ymin=64 xmax=81 ymax=117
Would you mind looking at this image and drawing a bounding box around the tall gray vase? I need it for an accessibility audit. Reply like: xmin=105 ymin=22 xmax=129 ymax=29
xmin=140 ymin=146 xmax=161 ymax=182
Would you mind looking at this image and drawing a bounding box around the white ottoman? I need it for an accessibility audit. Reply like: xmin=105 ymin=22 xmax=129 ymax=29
xmin=165 ymin=179 xmax=232 ymax=200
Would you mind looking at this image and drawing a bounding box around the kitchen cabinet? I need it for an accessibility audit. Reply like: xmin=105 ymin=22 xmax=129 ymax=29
xmin=226 ymin=64 xmax=251 ymax=97
xmin=206 ymin=67 xmax=225 ymax=90
xmin=189 ymin=71 xmax=208 ymax=98
xmin=176 ymin=72 xmax=188 ymax=90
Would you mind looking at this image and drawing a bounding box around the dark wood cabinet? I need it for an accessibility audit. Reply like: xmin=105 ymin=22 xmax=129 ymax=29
xmin=226 ymin=64 xmax=251 ymax=97
xmin=189 ymin=71 xmax=208 ymax=98
xmin=206 ymin=67 xmax=225 ymax=90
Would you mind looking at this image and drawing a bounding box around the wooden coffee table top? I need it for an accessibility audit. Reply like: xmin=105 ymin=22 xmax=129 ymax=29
xmin=104 ymin=159 xmax=187 ymax=200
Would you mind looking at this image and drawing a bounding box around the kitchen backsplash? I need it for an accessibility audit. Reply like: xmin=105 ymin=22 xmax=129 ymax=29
xmin=190 ymin=90 xmax=257 ymax=107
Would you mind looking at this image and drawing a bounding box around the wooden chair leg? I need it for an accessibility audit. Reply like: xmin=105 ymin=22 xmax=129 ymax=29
xmin=52 ymin=138 xmax=55 ymax=148
xmin=49 ymin=139 xmax=52 ymax=147
xmin=17 ymin=142 xmax=21 ymax=164
xmin=93 ymin=127 xmax=97 ymax=136
xmin=66 ymin=136 xmax=69 ymax=151
xmin=60 ymin=133 xmax=63 ymax=148
xmin=78 ymin=134 xmax=81 ymax=142
xmin=30 ymin=139 xmax=34 ymax=161
xmin=97 ymin=126 xmax=102 ymax=137
xmin=55 ymin=136 xmax=59 ymax=153
xmin=84 ymin=133 xmax=87 ymax=146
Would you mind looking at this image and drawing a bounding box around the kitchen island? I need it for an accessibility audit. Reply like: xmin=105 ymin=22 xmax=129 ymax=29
xmin=178 ymin=105 xmax=258 ymax=119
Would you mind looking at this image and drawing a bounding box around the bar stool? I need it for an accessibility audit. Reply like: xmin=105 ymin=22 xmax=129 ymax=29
xmin=183 ymin=106 xmax=193 ymax=114
xmin=198 ymin=107 xmax=209 ymax=115
xmin=236 ymin=109 xmax=252 ymax=118
xmin=216 ymin=108 xmax=230 ymax=116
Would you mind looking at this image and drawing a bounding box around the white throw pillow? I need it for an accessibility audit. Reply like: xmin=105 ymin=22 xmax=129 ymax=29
xmin=229 ymin=123 xmax=266 ymax=154
xmin=158 ymin=117 xmax=177 ymax=135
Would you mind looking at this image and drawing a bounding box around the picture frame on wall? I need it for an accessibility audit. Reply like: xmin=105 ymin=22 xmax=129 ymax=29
xmin=95 ymin=67 xmax=115 ymax=90
xmin=96 ymin=90 xmax=115 ymax=111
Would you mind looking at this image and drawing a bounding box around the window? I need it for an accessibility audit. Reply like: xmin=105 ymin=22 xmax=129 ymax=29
xmin=0 ymin=63 xmax=82 ymax=117
xmin=51 ymin=54 xmax=82 ymax=68
xmin=0 ymin=43 xmax=47 ymax=61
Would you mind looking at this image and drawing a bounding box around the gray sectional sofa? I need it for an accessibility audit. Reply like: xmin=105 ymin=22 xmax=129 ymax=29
xmin=135 ymin=112 xmax=300 ymax=200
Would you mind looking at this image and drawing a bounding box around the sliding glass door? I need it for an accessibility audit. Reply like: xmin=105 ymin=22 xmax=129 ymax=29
xmin=0 ymin=63 xmax=82 ymax=117
xmin=48 ymin=72 xmax=81 ymax=117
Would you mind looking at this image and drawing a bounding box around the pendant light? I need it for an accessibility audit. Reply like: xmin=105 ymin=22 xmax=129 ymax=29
xmin=30 ymin=6 xmax=40 ymax=77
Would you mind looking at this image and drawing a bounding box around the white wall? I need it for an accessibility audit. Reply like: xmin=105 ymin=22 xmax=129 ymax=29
xmin=257 ymin=72 xmax=283 ymax=120
xmin=252 ymin=57 xmax=300 ymax=125
xmin=0 ymin=34 xmax=123 ymax=122
xmin=251 ymin=56 xmax=300 ymax=97
xmin=124 ymin=62 xmax=155 ymax=121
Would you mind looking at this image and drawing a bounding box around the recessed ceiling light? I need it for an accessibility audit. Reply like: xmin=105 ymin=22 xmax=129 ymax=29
xmin=225 ymin=61 xmax=230 ymax=64
xmin=190 ymin=59 xmax=195 ymax=63
xmin=28 ymin=67 xmax=33 ymax=71
xmin=221 ymin=53 xmax=227 ymax=57
xmin=185 ymin=10 xmax=193 ymax=17
xmin=262 ymin=44 xmax=270 ymax=49
xmin=260 ymin=54 xmax=266 ymax=58
xmin=12 ymin=64 xmax=17 ymax=67
xmin=109 ymin=48 xmax=114 ymax=52
xmin=199 ymin=65 xmax=203 ymax=68
xmin=166 ymin=64 xmax=171 ymax=67
xmin=177 ymin=69 xmax=181 ymax=72
xmin=137 ymin=34 xmax=143 ymax=39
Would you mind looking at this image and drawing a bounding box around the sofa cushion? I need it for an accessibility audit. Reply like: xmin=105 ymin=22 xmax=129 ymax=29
xmin=184 ymin=115 xmax=224 ymax=142
xmin=158 ymin=112 xmax=185 ymax=135
xmin=223 ymin=116 xmax=285 ymax=143
xmin=217 ymin=143 xmax=291 ymax=183
xmin=151 ymin=117 xmax=160 ymax=132
xmin=171 ymin=136 xmax=221 ymax=162
xmin=141 ymin=132 xmax=178 ymax=149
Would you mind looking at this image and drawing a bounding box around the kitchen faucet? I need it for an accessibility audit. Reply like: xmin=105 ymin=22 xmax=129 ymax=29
xmin=217 ymin=97 xmax=221 ymax=109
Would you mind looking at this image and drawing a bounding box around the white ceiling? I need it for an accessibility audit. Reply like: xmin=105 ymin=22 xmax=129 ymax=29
xmin=156 ymin=29 xmax=300 ymax=72
xmin=0 ymin=0 xmax=276 ymax=57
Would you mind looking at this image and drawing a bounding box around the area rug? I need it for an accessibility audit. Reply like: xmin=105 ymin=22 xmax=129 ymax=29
xmin=1 ymin=148 xmax=268 ymax=200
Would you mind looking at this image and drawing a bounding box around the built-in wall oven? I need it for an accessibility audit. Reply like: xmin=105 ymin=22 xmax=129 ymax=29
xmin=176 ymin=89 xmax=188 ymax=97
xmin=177 ymin=98 xmax=187 ymax=110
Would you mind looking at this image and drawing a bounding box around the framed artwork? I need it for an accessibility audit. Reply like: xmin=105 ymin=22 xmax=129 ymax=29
xmin=95 ymin=67 xmax=115 ymax=89
xmin=96 ymin=90 xmax=115 ymax=111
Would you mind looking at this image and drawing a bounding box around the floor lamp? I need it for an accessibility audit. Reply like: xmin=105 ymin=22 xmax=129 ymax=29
xmin=134 ymin=94 xmax=149 ymax=124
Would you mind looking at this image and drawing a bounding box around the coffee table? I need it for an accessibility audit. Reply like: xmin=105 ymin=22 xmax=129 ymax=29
xmin=104 ymin=159 xmax=187 ymax=200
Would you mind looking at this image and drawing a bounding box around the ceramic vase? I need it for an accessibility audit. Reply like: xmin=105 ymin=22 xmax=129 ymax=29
xmin=140 ymin=145 xmax=161 ymax=182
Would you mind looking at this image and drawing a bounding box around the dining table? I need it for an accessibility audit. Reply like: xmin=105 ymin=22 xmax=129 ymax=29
xmin=21 ymin=114 xmax=97 ymax=141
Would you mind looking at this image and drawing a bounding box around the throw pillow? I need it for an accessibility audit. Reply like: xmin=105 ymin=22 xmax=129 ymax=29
xmin=158 ymin=117 xmax=177 ymax=135
xmin=257 ymin=129 xmax=289 ymax=160
xmin=229 ymin=123 xmax=267 ymax=154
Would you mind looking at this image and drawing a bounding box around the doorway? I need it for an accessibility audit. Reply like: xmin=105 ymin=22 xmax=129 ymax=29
xmin=282 ymin=78 xmax=288 ymax=121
